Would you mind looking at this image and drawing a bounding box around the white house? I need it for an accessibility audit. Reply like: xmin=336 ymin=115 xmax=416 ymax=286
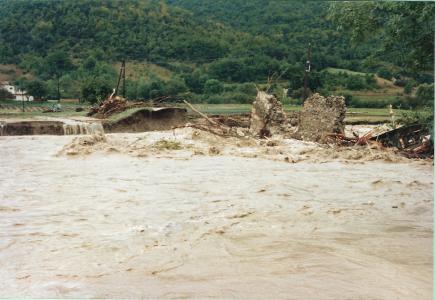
xmin=0 ymin=81 xmax=34 ymax=101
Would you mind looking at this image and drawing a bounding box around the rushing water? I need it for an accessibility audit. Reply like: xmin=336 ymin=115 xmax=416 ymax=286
xmin=62 ymin=120 xmax=104 ymax=135
xmin=0 ymin=134 xmax=433 ymax=299
xmin=0 ymin=119 xmax=104 ymax=136
xmin=0 ymin=122 xmax=5 ymax=136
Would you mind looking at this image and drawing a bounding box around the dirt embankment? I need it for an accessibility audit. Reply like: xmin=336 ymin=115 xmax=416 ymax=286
xmin=0 ymin=121 xmax=65 ymax=136
xmin=103 ymin=108 xmax=187 ymax=133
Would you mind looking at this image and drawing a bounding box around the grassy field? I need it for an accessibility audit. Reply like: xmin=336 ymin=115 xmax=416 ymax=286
xmin=114 ymin=61 xmax=174 ymax=81
xmin=325 ymin=67 xmax=369 ymax=76
xmin=0 ymin=99 xmax=85 ymax=107
xmin=190 ymin=103 xmax=400 ymax=124
xmin=324 ymin=67 xmax=409 ymax=106
xmin=0 ymin=99 xmax=88 ymax=119
xmin=0 ymin=100 xmax=405 ymax=124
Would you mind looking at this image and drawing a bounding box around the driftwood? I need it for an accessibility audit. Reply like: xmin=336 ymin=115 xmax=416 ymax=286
xmin=88 ymin=96 xmax=174 ymax=119
xmin=172 ymin=124 xmax=233 ymax=138
xmin=183 ymin=100 xmax=220 ymax=126
xmin=174 ymin=100 xmax=248 ymax=138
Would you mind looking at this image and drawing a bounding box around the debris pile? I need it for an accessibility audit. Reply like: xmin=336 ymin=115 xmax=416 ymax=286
xmin=374 ymin=124 xmax=433 ymax=158
xmin=81 ymin=90 xmax=431 ymax=161
xmin=328 ymin=123 xmax=433 ymax=159
xmin=181 ymin=100 xmax=248 ymax=138
xmin=87 ymin=96 xmax=128 ymax=118
xmin=210 ymin=114 xmax=250 ymax=128
xmin=298 ymin=93 xmax=346 ymax=143
xmin=249 ymin=91 xmax=288 ymax=137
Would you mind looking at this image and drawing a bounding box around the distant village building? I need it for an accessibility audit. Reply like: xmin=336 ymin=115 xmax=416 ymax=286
xmin=0 ymin=81 xmax=34 ymax=101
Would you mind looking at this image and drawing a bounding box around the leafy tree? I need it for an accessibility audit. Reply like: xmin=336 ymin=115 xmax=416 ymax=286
xmin=46 ymin=50 xmax=73 ymax=78
xmin=345 ymin=76 xmax=366 ymax=90
xmin=237 ymin=82 xmax=257 ymax=95
xmin=137 ymin=79 xmax=151 ymax=100
xmin=204 ymin=79 xmax=224 ymax=95
xmin=25 ymin=80 xmax=47 ymax=99
xmin=328 ymin=2 xmax=435 ymax=72
xmin=365 ymin=74 xmax=377 ymax=88
xmin=125 ymin=79 xmax=138 ymax=100
xmin=14 ymin=77 xmax=29 ymax=97
xmin=183 ymin=70 xmax=208 ymax=94
xmin=0 ymin=88 xmax=14 ymax=100
xmin=81 ymin=77 xmax=112 ymax=104
xmin=208 ymin=58 xmax=247 ymax=82
xmin=164 ymin=76 xmax=188 ymax=97
xmin=83 ymin=56 xmax=97 ymax=70
xmin=416 ymin=84 xmax=434 ymax=108
xmin=403 ymin=82 xmax=413 ymax=95
xmin=46 ymin=50 xmax=74 ymax=100
xmin=377 ymin=68 xmax=392 ymax=80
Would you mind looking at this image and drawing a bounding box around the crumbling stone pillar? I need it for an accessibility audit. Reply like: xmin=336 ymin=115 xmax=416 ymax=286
xmin=298 ymin=93 xmax=346 ymax=143
xmin=249 ymin=91 xmax=287 ymax=137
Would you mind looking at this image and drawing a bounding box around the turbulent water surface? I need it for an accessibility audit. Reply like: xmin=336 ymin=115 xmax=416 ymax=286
xmin=0 ymin=134 xmax=433 ymax=299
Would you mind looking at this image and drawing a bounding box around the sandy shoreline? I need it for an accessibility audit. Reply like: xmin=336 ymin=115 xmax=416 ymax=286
xmin=0 ymin=131 xmax=433 ymax=299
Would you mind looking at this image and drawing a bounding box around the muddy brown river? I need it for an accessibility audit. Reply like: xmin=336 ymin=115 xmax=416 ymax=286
xmin=0 ymin=132 xmax=433 ymax=299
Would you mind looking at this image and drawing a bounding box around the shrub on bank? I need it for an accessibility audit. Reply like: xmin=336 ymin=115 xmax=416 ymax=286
xmin=206 ymin=92 xmax=253 ymax=104
xmin=345 ymin=96 xmax=415 ymax=109
xmin=0 ymin=88 xmax=14 ymax=100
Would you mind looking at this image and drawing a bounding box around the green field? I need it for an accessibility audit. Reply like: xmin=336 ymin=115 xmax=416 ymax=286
xmin=325 ymin=67 xmax=370 ymax=76
xmin=190 ymin=104 xmax=400 ymax=124
xmin=0 ymin=99 xmax=406 ymax=124
xmin=0 ymin=100 xmax=88 ymax=119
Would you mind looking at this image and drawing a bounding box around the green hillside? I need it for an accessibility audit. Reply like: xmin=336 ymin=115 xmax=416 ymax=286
xmin=0 ymin=0 xmax=432 ymax=108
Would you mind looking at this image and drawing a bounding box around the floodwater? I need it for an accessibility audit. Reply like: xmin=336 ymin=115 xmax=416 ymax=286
xmin=0 ymin=132 xmax=433 ymax=299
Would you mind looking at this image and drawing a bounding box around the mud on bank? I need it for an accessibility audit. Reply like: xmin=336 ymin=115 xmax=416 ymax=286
xmin=0 ymin=107 xmax=187 ymax=136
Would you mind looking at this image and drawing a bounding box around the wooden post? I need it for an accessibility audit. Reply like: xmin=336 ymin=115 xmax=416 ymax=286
xmin=114 ymin=60 xmax=126 ymax=97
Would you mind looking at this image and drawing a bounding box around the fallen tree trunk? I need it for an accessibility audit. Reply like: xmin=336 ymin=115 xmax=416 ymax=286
xmin=183 ymin=100 xmax=220 ymax=126
xmin=176 ymin=100 xmax=248 ymax=138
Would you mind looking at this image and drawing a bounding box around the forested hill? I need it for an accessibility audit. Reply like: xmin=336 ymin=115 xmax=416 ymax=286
xmin=0 ymin=0 xmax=432 ymax=104
xmin=0 ymin=0 xmax=374 ymax=73
xmin=167 ymin=0 xmax=372 ymax=70
xmin=0 ymin=0 xmax=236 ymax=63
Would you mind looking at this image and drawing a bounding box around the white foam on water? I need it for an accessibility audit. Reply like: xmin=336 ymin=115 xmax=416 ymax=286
xmin=0 ymin=122 xmax=5 ymax=136
xmin=62 ymin=120 xmax=104 ymax=135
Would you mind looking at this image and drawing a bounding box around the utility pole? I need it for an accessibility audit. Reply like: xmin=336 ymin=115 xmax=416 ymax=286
xmin=22 ymin=91 xmax=24 ymax=112
xmin=122 ymin=60 xmax=126 ymax=98
xmin=115 ymin=60 xmax=126 ymax=98
xmin=303 ymin=43 xmax=312 ymax=101
xmin=57 ymin=73 xmax=61 ymax=103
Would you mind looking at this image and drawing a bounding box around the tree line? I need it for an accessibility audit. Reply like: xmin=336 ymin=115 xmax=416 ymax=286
xmin=0 ymin=0 xmax=432 ymax=108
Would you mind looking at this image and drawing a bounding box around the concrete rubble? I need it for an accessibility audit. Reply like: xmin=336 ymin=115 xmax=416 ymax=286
xmin=249 ymin=91 xmax=288 ymax=137
xmin=298 ymin=93 xmax=346 ymax=143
